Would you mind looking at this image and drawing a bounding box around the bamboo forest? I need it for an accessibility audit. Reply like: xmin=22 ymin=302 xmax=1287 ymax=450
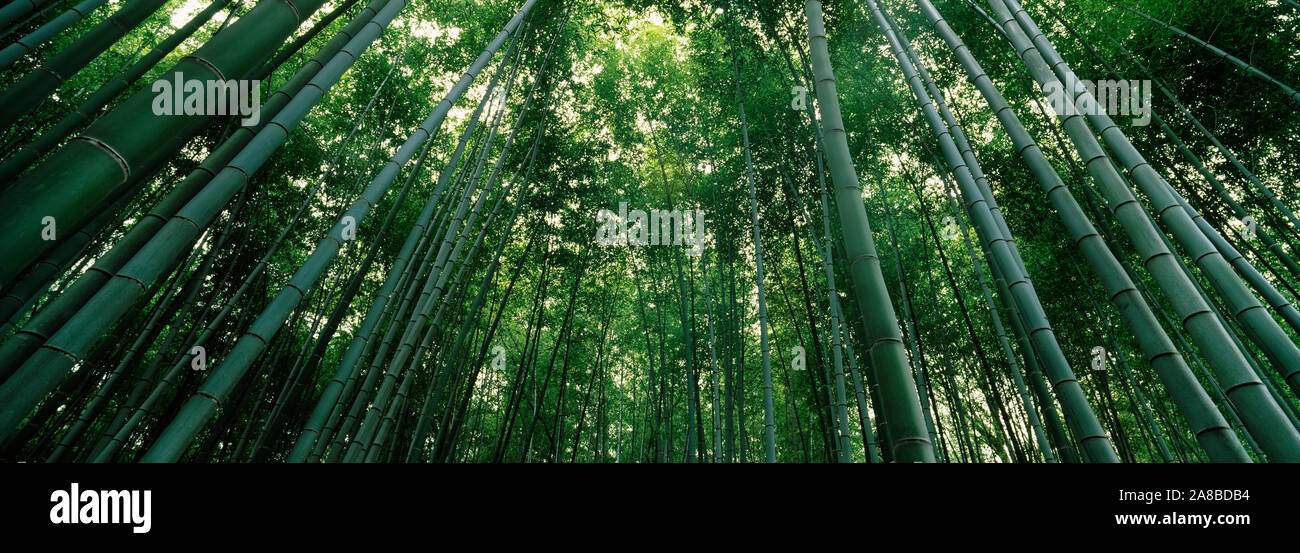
xmin=1 ymin=0 xmax=1299 ymax=465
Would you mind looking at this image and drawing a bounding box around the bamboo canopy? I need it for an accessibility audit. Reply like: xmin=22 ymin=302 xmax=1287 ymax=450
xmin=1 ymin=0 xmax=1298 ymax=463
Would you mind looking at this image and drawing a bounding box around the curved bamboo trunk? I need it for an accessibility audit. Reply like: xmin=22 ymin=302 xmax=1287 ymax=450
xmin=0 ymin=0 xmax=393 ymax=387
xmin=0 ymin=0 xmax=108 ymax=70
xmin=992 ymin=0 xmax=1300 ymax=461
xmin=0 ymin=0 xmax=236 ymax=182
xmin=804 ymin=0 xmax=933 ymax=463
xmin=1005 ymin=0 xmax=1300 ymax=395
xmin=0 ymin=192 xmax=128 ymax=336
xmin=0 ymin=0 xmax=409 ymax=446
xmin=0 ymin=0 xmax=170 ymax=129
xmin=0 ymin=0 xmax=339 ymax=287
xmin=917 ymin=0 xmax=1247 ymax=462
xmin=946 ymin=180 xmax=1055 ymax=462
xmin=0 ymin=0 xmax=58 ymax=38
xmin=868 ymin=0 xmax=1116 ymax=462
